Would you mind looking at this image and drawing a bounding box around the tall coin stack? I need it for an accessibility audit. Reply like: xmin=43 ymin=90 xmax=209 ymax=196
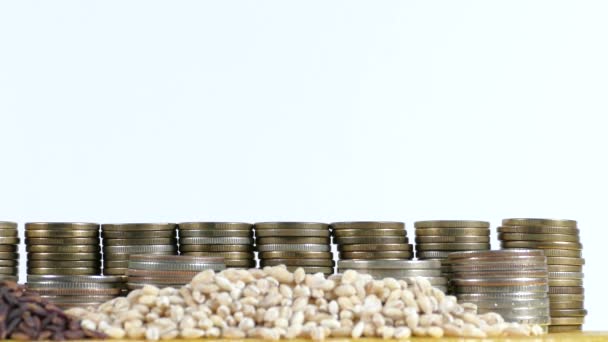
xmin=332 ymin=221 xmax=413 ymax=260
xmin=256 ymin=222 xmax=333 ymax=275
xmin=102 ymin=223 xmax=178 ymax=276
xmin=448 ymin=250 xmax=551 ymax=331
xmin=127 ymin=255 xmax=226 ymax=290
xmin=25 ymin=222 xmax=101 ymax=276
xmin=499 ymin=218 xmax=586 ymax=333
xmin=414 ymin=220 xmax=491 ymax=288
xmin=26 ymin=275 xmax=124 ymax=309
xmin=337 ymin=259 xmax=447 ymax=292
xmin=0 ymin=221 xmax=19 ymax=282
xmin=178 ymin=222 xmax=255 ymax=268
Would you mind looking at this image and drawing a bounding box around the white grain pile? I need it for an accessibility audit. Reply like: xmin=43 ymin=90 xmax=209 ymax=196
xmin=66 ymin=266 xmax=545 ymax=340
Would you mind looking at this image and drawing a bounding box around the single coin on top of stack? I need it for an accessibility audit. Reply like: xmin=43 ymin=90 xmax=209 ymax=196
xmin=448 ymin=249 xmax=550 ymax=332
xmin=25 ymin=222 xmax=101 ymax=276
xmin=332 ymin=221 xmax=413 ymax=260
xmin=338 ymin=259 xmax=447 ymax=292
xmin=26 ymin=275 xmax=124 ymax=309
xmin=499 ymin=218 xmax=586 ymax=333
xmin=256 ymin=222 xmax=333 ymax=275
xmin=126 ymin=255 xmax=226 ymax=290
xmin=178 ymin=222 xmax=255 ymax=268
xmin=0 ymin=221 xmax=19 ymax=283
xmin=102 ymin=223 xmax=178 ymax=277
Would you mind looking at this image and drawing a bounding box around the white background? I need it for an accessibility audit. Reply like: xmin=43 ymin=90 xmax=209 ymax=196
xmin=1 ymin=1 xmax=606 ymax=330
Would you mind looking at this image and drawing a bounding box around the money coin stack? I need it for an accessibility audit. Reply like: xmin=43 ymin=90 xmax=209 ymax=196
xmin=332 ymin=221 xmax=413 ymax=260
xmin=26 ymin=275 xmax=124 ymax=309
xmin=499 ymin=218 xmax=586 ymax=333
xmin=178 ymin=222 xmax=255 ymax=268
xmin=126 ymin=255 xmax=226 ymax=290
xmin=448 ymin=249 xmax=550 ymax=330
xmin=25 ymin=222 xmax=101 ymax=276
xmin=256 ymin=222 xmax=333 ymax=275
xmin=337 ymin=259 xmax=447 ymax=292
xmin=0 ymin=221 xmax=19 ymax=282
xmin=102 ymin=223 xmax=178 ymax=276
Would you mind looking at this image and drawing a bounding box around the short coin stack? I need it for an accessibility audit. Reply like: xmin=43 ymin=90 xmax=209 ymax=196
xmin=337 ymin=259 xmax=447 ymax=292
xmin=256 ymin=222 xmax=333 ymax=275
xmin=178 ymin=222 xmax=255 ymax=268
xmin=102 ymin=223 xmax=178 ymax=276
xmin=25 ymin=222 xmax=101 ymax=276
xmin=499 ymin=218 xmax=586 ymax=333
xmin=126 ymin=255 xmax=226 ymax=290
xmin=332 ymin=221 xmax=413 ymax=260
xmin=0 ymin=221 xmax=19 ymax=282
xmin=26 ymin=275 xmax=124 ymax=309
xmin=448 ymin=249 xmax=550 ymax=331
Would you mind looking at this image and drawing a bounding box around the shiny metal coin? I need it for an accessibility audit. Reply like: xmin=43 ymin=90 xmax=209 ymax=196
xmin=256 ymin=244 xmax=330 ymax=252
xmin=27 ymin=245 xmax=100 ymax=253
xmin=101 ymin=223 xmax=176 ymax=231
xmin=542 ymin=249 xmax=582 ymax=258
xmin=353 ymin=269 xmax=442 ymax=278
xmin=103 ymin=230 xmax=176 ymax=239
xmin=546 ymin=257 xmax=585 ymax=266
xmin=550 ymin=317 xmax=585 ymax=325
xmin=501 ymin=218 xmax=577 ymax=228
xmin=128 ymin=261 xmax=225 ymax=272
xmin=103 ymin=238 xmax=177 ymax=246
xmin=223 ymin=259 xmax=256 ymax=268
xmin=497 ymin=225 xmax=579 ymax=235
xmin=338 ymin=259 xmax=440 ymax=269
xmin=0 ymin=222 xmax=17 ymax=229
xmin=25 ymin=237 xmax=98 ymax=245
xmin=256 ymin=229 xmax=330 ymax=238
xmin=103 ymin=245 xmax=177 ymax=254
xmin=27 ymin=275 xmax=122 ymax=283
xmin=332 ymin=229 xmax=405 ymax=238
xmin=547 ymin=272 xmax=584 ymax=279
xmin=550 ymin=301 xmax=585 ymax=309
xmin=0 ymin=252 xmax=18 ymax=259
xmin=416 ymin=235 xmax=489 ymax=243
xmin=27 ymin=260 xmax=100 ymax=268
xmin=454 ymin=284 xmax=549 ymax=293
xmin=548 ymin=325 xmax=582 ymax=333
xmin=501 ymin=241 xmax=582 ymax=250
xmin=548 ymin=286 xmax=584 ymax=294
xmin=0 ymin=230 xmax=18 ymax=237
xmin=261 ymin=259 xmax=334 ymax=267
xmin=256 ymin=237 xmax=328 ymax=245
xmin=255 ymin=222 xmax=329 ymax=230
xmin=550 ymin=309 xmax=587 ymax=317
xmin=0 ymin=260 xmax=17 ymax=267
xmin=339 ymin=251 xmax=413 ymax=259
xmin=414 ymin=220 xmax=490 ymax=228
xmin=335 ymin=236 xmax=408 ymax=245
xmin=0 ymin=266 xmax=18 ymax=275
xmin=330 ymin=221 xmax=404 ymax=230
xmin=27 ymin=267 xmax=100 ymax=275
xmin=178 ymin=222 xmax=252 ymax=230
xmin=548 ymin=279 xmax=583 ymax=287
xmin=26 ymin=229 xmax=99 ymax=238
xmin=498 ymin=233 xmax=580 ymax=242
xmin=25 ymin=222 xmax=99 ymax=230
xmin=415 ymin=228 xmax=490 ymax=236
xmin=258 ymin=251 xmax=333 ymax=259
xmin=339 ymin=244 xmax=411 ymax=252
xmin=178 ymin=230 xmax=252 ymax=238
xmin=179 ymin=244 xmax=252 ymax=252
xmin=179 ymin=237 xmax=253 ymax=245
xmin=181 ymin=251 xmax=255 ymax=259
xmin=0 ymin=245 xmax=18 ymax=252
xmin=416 ymin=243 xmax=490 ymax=251
xmin=28 ymin=252 xmax=97 ymax=260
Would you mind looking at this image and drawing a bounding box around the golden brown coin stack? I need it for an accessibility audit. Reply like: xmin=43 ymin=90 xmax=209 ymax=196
xmin=448 ymin=250 xmax=551 ymax=330
xmin=332 ymin=221 xmax=413 ymax=261
xmin=102 ymin=223 xmax=178 ymax=276
xmin=256 ymin=222 xmax=333 ymax=275
xmin=499 ymin=218 xmax=586 ymax=333
xmin=25 ymin=222 xmax=101 ymax=276
xmin=414 ymin=220 xmax=491 ymax=288
xmin=26 ymin=275 xmax=125 ymax=309
xmin=0 ymin=221 xmax=19 ymax=282
xmin=126 ymin=255 xmax=226 ymax=290
xmin=178 ymin=222 xmax=255 ymax=268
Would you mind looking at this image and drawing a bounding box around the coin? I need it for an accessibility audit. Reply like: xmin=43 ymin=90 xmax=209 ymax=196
xmin=178 ymin=222 xmax=252 ymax=230
xmin=128 ymin=262 xmax=225 ymax=272
xmin=0 ymin=237 xmax=19 ymax=245
xmin=449 ymin=249 xmax=545 ymax=259
xmin=550 ymin=309 xmax=587 ymax=317
xmin=103 ymin=230 xmax=176 ymax=239
xmin=548 ymin=265 xmax=582 ymax=272
xmin=338 ymin=259 xmax=440 ymax=269
xmin=257 ymin=244 xmax=330 ymax=252
xmin=0 ymin=245 xmax=17 ymax=252
xmin=353 ymin=269 xmax=442 ymax=278
xmin=25 ymin=222 xmax=99 ymax=230
xmin=179 ymin=237 xmax=253 ymax=245
xmin=547 ymin=272 xmax=584 ymax=279
xmin=181 ymin=251 xmax=255 ymax=259
xmin=502 ymin=218 xmax=577 ymax=228
xmin=179 ymin=244 xmax=252 ymax=252
xmin=25 ymin=237 xmax=98 ymax=245
xmin=27 ymin=245 xmax=100 ymax=253
xmin=497 ymin=225 xmax=579 ymax=235
xmin=258 ymin=251 xmax=333 ymax=259
xmin=27 ymin=267 xmax=100 ymax=275
xmin=103 ymin=238 xmax=177 ymax=246
xmin=498 ymin=233 xmax=580 ymax=242
xmin=127 ymin=269 xmax=201 ymax=278
xmin=0 ymin=230 xmax=18 ymax=237
xmin=103 ymin=260 xmax=129 ymax=268
xmin=550 ymin=301 xmax=585 ymax=309
xmin=0 ymin=260 xmax=17 ymax=266
xmin=416 ymin=236 xmax=489 ymax=243
xmin=0 ymin=221 xmax=17 ymax=229
xmin=501 ymin=241 xmax=582 ymax=250
xmin=283 ymin=266 xmax=333 ymax=274
xmin=452 ymin=278 xmax=548 ymax=286
xmin=416 ymin=243 xmax=490 ymax=251
xmin=415 ymin=228 xmax=490 ymax=236
xmin=339 ymin=251 xmax=413 ymax=259
xmin=102 ymin=223 xmax=177 ymax=231
xmin=0 ymin=266 xmax=18 ymax=275
xmin=27 ymin=252 xmax=97 ymax=260
xmin=546 ymin=257 xmax=585 ymax=266
xmin=332 ymin=229 xmax=405 ymax=237
xmin=415 ymin=251 xmax=453 ymax=259
xmin=452 ymin=270 xmax=548 ymax=279
xmin=549 ymin=293 xmax=584 ymax=301
xmin=223 ymin=259 xmax=256 ymax=268
xmin=103 ymin=268 xmax=128 ymax=275
xmin=32 ymin=287 xmax=122 ymax=295
xmin=27 ymin=260 xmax=101 ymax=268
xmin=28 ymin=275 xmax=123 ymax=283
xmin=414 ymin=220 xmax=490 ymax=228
xmin=28 ymin=281 xmax=122 ymax=289
xmin=548 ymin=279 xmax=583 ymax=287
xmin=454 ymin=284 xmax=549 ymax=293
xmin=334 ymin=236 xmax=408 ymax=245
xmin=548 ymin=325 xmax=582 ymax=333
xmin=255 ymin=222 xmax=329 ymax=230
xmin=466 ymin=298 xmax=549 ymax=308
xmin=551 ymin=317 xmax=585 ymax=325
xmin=256 ymin=237 xmax=330 ymax=246
xmin=330 ymin=221 xmax=404 ymax=230
xmin=178 ymin=230 xmax=253 ymax=238
xmin=339 ymin=244 xmax=411 ymax=252
xmin=548 ymin=286 xmax=584 ymax=294
xmin=103 ymin=245 xmax=177 ymax=254
xmin=261 ymin=259 xmax=334 ymax=267
xmin=0 ymin=275 xmax=18 ymax=281
xmin=103 ymin=252 xmax=175 ymax=261
xmin=40 ymin=295 xmax=118 ymax=303
xmin=26 ymin=229 xmax=99 ymax=238
xmin=542 ymin=249 xmax=582 ymax=258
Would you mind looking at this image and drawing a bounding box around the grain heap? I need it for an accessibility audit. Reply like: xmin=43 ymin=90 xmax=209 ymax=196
xmin=66 ymin=266 xmax=545 ymax=340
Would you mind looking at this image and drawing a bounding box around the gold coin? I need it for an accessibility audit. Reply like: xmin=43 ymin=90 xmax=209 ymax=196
xmin=104 ymin=260 xmax=129 ymax=268
xmin=0 ymin=237 xmax=19 ymax=244
xmin=550 ymin=309 xmax=587 ymax=317
xmin=102 ymin=223 xmax=176 ymax=231
xmin=0 ymin=260 xmax=17 ymax=267
xmin=28 ymin=252 xmax=98 ymax=261
xmin=0 ymin=222 xmax=17 ymax=229
xmin=260 ymin=259 xmax=334 ymax=267
xmin=498 ymin=233 xmax=580 ymax=242
xmin=549 ymin=293 xmax=584 ymax=301
xmin=546 ymin=257 xmax=585 ymax=266
xmin=0 ymin=266 xmax=18 ymax=275
xmin=550 ymin=301 xmax=585 ymax=309
xmin=548 ymin=286 xmax=584 ymax=294
xmin=339 ymin=243 xmax=412 ymax=252
xmin=416 ymin=243 xmax=490 ymax=251
xmin=332 ymin=228 xmax=405 ymax=238
xmin=254 ymin=222 xmax=328 ymax=230
xmin=0 ymin=230 xmax=18 ymax=237
xmin=25 ymin=237 xmax=98 ymax=245
xmin=27 ymin=267 xmax=100 ymax=275
xmin=255 ymin=229 xmax=330 ymax=238
xmin=27 ymin=260 xmax=101 ymax=268
xmin=103 ymin=238 xmax=177 ymax=246
xmin=25 ymin=230 xmax=99 ymax=238
xmin=0 ymin=245 xmax=17 ymax=252
xmin=25 ymin=222 xmax=99 ymax=230
xmin=415 ymin=220 xmax=489 ymax=228
xmin=542 ymin=249 xmax=582 ymax=258
xmin=330 ymin=221 xmax=404 ymax=230
xmin=258 ymin=251 xmax=333 ymax=259
xmin=548 ymin=265 xmax=582 ymax=272
xmin=103 ymin=245 xmax=177 ymax=254
xmin=103 ymin=268 xmax=128 ymax=275
xmin=178 ymin=222 xmax=252 ymax=230
xmin=497 ymin=225 xmax=579 ymax=235
xmin=335 ymin=236 xmax=408 ymax=245
xmin=179 ymin=244 xmax=253 ymax=252
xmin=500 ymin=241 xmax=582 ymax=250
xmin=339 ymin=251 xmax=413 ymax=259
xmin=548 ymin=279 xmax=584 ymax=287
xmin=182 ymin=251 xmax=255 ymax=259
xmin=416 ymin=236 xmax=489 ymax=243
xmin=178 ymin=230 xmax=253 ymax=238
xmin=415 ymin=228 xmax=490 ymax=236
xmin=548 ymin=325 xmax=582 ymax=333
xmin=550 ymin=317 xmax=585 ymax=325
xmin=502 ymin=218 xmax=577 ymax=228
xmin=103 ymin=230 xmax=176 ymax=239
xmin=27 ymin=245 xmax=100 ymax=253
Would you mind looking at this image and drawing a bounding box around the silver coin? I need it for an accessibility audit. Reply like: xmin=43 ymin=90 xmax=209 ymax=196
xmin=547 ymin=272 xmax=584 ymax=279
xmin=465 ymin=298 xmax=550 ymax=309
xmin=337 ymin=259 xmax=440 ymax=270
xmin=178 ymin=230 xmax=253 ymax=238
xmin=457 ymin=292 xmax=548 ymax=300
xmin=255 ymin=229 xmax=330 ymax=238
xmin=335 ymin=236 xmax=408 ymax=245
xmin=178 ymin=222 xmax=252 ymax=230
xmin=179 ymin=237 xmax=253 ymax=245
xmin=128 ymin=261 xmax=226 ymax=272
xmin=352 ymin=269 xmax=442 ymax=278
xmin=256 ymin=244 xmax=330 ymax=252
xmin=26 ymin=275 xmax=122 ymax=283
xmin=26 ymin=281 xmax=124 ymax=289
xmin=103 ymin=245 xmax=178 ymax=254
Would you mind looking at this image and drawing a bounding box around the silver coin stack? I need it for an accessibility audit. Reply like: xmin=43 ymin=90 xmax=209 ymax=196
xmin=102 ymin=223 xmax=178 ymax=277
xmin=332 ymin=221 xmax=413 ymax=260
xmin=127 ymin=255 xmax=226 ymax=290
xmin=448 ymin=250 xmax=550 ymax=331
xmin=337 ymin=259 xmax=447 ymax=292
xmin=256 ymin=222 xmax=333 ymax=275
xmin=178 ymin=222 xmax=255 ymax=268
xmin=26 ymin=275 xmax=125 ymax=310
xmin=0 ymin=221 xmax=19 ymax=283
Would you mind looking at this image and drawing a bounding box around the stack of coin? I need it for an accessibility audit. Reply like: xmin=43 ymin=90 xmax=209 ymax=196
xmin=499 ymin=218 xmax=586 ymax=333
xmin=0 ymin=221 xmax=19 ymax=282
xmin=448 ymin=250 xmax=550 ymax=330
xmin=126 ymin=255 xmax=225 ymax=290
xmin=256 ymin=222 xmax=333 ymax=275
xmin=178 ymin=222 xmax=255 ymax=268
xmin=26 ymin=275 xmax=124 ymax=309
xmin=102 ymin=223 xmax=178 ymax=276
xmin=25 ymin=222 xmax=101 ymax=276
xmin=332 ymin=221 xmax=413 ymax=260
xmin=337 ymin=259 xmax=447 ymax=292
